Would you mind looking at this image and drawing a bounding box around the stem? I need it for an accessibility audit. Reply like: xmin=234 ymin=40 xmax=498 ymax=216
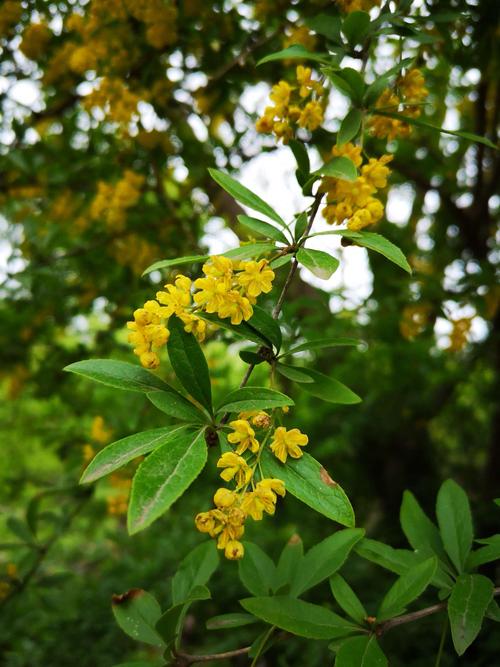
xmin=250 ymin=625 xmax=276 ymax=667
xmin=434 ymin=616 xmax=448 ymax=667
xmin=174 ymin=645 xmax=252 ymax=665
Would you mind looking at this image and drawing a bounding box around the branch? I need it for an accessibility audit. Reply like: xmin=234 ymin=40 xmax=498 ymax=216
xmin=173 ymin=645 xmax=251 ymax=665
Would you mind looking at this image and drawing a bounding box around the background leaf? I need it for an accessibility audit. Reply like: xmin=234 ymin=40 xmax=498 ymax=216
xmin=64 ymin=359 xmax=169 ymax=393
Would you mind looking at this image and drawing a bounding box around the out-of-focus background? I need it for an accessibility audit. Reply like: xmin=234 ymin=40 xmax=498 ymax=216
xmin=0 ymin=1 xmax=498 ymax=665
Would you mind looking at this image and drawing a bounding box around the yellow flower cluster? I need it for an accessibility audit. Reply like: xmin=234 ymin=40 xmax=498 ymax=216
xmin=370 ymin=69 xmax=429 ymax=140
xmin=125 ymin=0 xmax=178 ymax=49
xmin=91 ymin=416 xmax=113 ymax=445
xmin=83 ymin=77 xmax=142 ymax=125
xmin=256 ymin=66 xmax=325 ymax=143
xmin=195 ymin=414 xmax=308 ymax=559
xmin=90 ymin=170 xmax=144 ymax=231
xmin=282 ymin=25 xmax=317 ymax=51
xmin=400 ymin=304 xmax=432 ymax=340
xmin=0 ymin=1 xmax=22 ymax=36
xmin=321 ymin=143 xmax=392 ymax=230
xmin=448 ymin=317 xmax=473 ymax=352
xmin=107 ymin=474 xmax=132 ymax=516
xmin=337 ymin=0 xmax=381 ymax=12
xmin=127 ymin=256 xmax=275 ymax=369
xmin=19 ymin=22 xmax=52 ymax=61
xmin=110 ymin=234 xmax=160 ymax=276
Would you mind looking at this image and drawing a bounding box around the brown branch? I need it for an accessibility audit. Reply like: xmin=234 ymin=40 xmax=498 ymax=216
xmin=173 ymin=645 xmax=251 ymax=665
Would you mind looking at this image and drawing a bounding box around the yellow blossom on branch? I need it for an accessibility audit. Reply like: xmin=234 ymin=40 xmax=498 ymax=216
xmin=217 ymin=452 xmax=253 ymax=488
xmin=270 ymin=426 xmax=308 ymax=463
xmin=227 ymin=419 xmax=260 ymax=454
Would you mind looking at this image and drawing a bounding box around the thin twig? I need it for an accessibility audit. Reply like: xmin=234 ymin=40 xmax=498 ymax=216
xmin=173 ymin=645 xmax=251 ymax=664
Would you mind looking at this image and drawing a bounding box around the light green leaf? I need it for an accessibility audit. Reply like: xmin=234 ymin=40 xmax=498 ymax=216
xmin=354 ymin=538 xmax=419 ymax=575
xmin=81 ymin=426 xmax=193 ymax=484
xmin=378 ymin=557 xmax=437 ymax=621
xmin=467 ymin=535 xmax=500 ymax=568
xmin=128 ymin=431 xmax=207 ymax=534
xmin=289 ymin=139 xmax=310 ymax=176
xmin=291 ymin=529 xmax=364 ymax=597
xmin=239 ymin=542 xmax=277 ymax=597
xmin=337 ymin=109 xmax=363 ymax=147
xmin=436 ymin=479 xmax=473 ymax=573
xmin=64 ymin=359 xmax=169 ymax=393
xmin=299 ymin=368 xmax=361 ymax=404
xmin=240 ymin=596 xmax=358 ymax=640
xmin=172 ymin=541 xmax=219 ymax=605
xmin=485 ymin=599 xmax=500 ymax=622
xmin=257 ymin=45 xmax=331 ymax=66
xmin=147 ymin=389 xmax=208 ymax=424
xmin=339 ymin=231 xmax=412 ymax=273
xmin=297 ymin=247 xmax=340 ymax=279
xmin=216 ymin=386 xmax=294 ymax=414
xmin=112 ymin=589 xmax=164 ymax=647
xmin=326 ymin=68 xmax=366 ymax=104
xmin=330 ymin=574 xmax=367 ymax=625
xmin=141 ymin=255 xmax=207 ymax=277
xmin=167 ymin=316 xmax=212 ymax=413
xmin=342 ymin=11 xmax=371 ymax=45
xmin=315 ymin=156 xmax=357 ymax=181
xmin=275 ymin=363 xmax=314 ymax=383
xmin=294 ymin=212 xmax=308 ymax=241
xmin=237 ymin=215 xmax=289 ymax=244
xmin=208 ymin=168 xmax=286 ymax=226
xmin=222 ymin=241 xmax=276 ymax=260
xmin=335 ymin=635 xmax=387 ymax=667
xmin=261 ymin=448 xmax=355 ymax=527
xmin=448 ymin=574 xmax=494 ymax=655
xmin=206 ymin=613 xmax=259 ymax=631
xmin=281 ymin=337 xmax=361 ymax=357
xmin=271 ymin=254 xmax=292 ymax=269
xmin=306 ymin=14 xmax=342 ymax=44
xmin=400 ymin=490 xmax=449 ymax=562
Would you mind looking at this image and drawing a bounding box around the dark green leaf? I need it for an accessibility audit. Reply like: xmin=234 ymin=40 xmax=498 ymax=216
xmin=147 ymin=389 xmax=208 ymax=424
xmin=363 ymin=58 xmax=414 ymax=106
xmin=297 ymin=248 xmax=340 ymax=279
xmin=355 ymin=538 xmax=419 ymax=575
xmin=294 ymin=212 xmax=308 ymax=241
xmin=64 ymin=359 xmax=169 ymax=393
xmin=291 ymin=529 xmax=364 ymax=596
xmin=342 ymin=11 xmax=371 ymax=45
xmin=289 ymin=139 xmax=310 ymax=176
xmin=208 ymin=169 xmax=286 ymax=226
xmin=280 ymin=337 xmax=361 ymax=357
xmin=172 ymin=541 xmax=219 ymax=605
xmin=167 ymin=316 xmax=212 ymax=413
xmin=378 ymin=557 xmax=437 ymax=621
xmin=299 ymin=368 xmax=362 ymax=404
xmin=240 ymin=596 xmax=358 ymax=640
xmin=237 ymin=215 xmax=289 ymax=244
xmin=330 ymin=574 xmax=367 ymax=625
xmin=112 ymin=589 xmax=164 ymax=647
xmin=274 ymin=535 xmax=304 ymax=593
xmin=216 ymin=386 xmax=294 ymax=414
xmin=436 ymin=479 xmax=473 ymax=573
xmin=261 ymin=448 xmax=355 ymax=527
xmin=276 ymin=363 xmax=314 ymax=383
xmin=247 ymin=305 xmax=282 ymax=351
xmin=257 ymin=45 xmax=331 ymax=66
xmin=239 ymin=349 xmax=265 ymax=365
xmin=339 ymin=231 xmax=412 ymax=273
xmin=337 ymin=109 xmax=363 ymax=147
xmin=239 ymin=542 xmax=277 ymax=596
xmin=155 ymin=585 xmax=210 ymax=644
xmin=315 ymin=156 xmax=357 ymax=181
xmin=400 ymin=490 xmax=449 ymax=562
xmin=197 ymin=312 xmax=269 ymax=347
xmin=326 ymin=68 xmax=366 ymax=104
xmin=335 ymin=635 xmax=388 ymax=667
xmin=485 ymin=599 xmax=500 ymax=622
xmin=141 ymin=255 xmax=208 ymax=277
xmin=128 ymin=431 xmax=207 ymax=534
xmin=206 ymin=613 xmax=259 ymax=630
xmin=306 ymin=14 xmax=342 ymax=44
xmin=467 ymin=535 xmax=500 ymax=568
xmin=81 ymin=426 xmax=193 ymax=484
xmin=448 ymin=574 xmax=494 ymax=655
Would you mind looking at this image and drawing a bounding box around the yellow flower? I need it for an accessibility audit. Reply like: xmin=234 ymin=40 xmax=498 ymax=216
xmin=237 ymin=259 xmax=275 ymax=298
xmin=298 ymin=100 xmax=324 ymax=131
xmin=202 ymin=255 xmax=235 ymax=279
xmin=361 ymin=155 xmax=393 ymax=189
xmin=270 ymin=81 xmax=292 ymax=109
xmin=178 ymin=311 xmax=206 ymax=342
xmin=228 ymin=419 xmax=260 ymax=454
xmin=139 ymin=351 xmax=160 ymax=369
xmin=213 ymin=488 xmax=237 ymax=508
xmin=156 ymin=274 xmax=192 ymax=317
xmin=193 ymin=275 xmax=231 ymax=313
xmin=332 ymin=142 xmax=363 ymax=168
xmin=217 ymin=452 xmax=252 ymax=487
xmin=241 ymin=478 xmax=286 ymax=520
xmin=270 ymin=427 xmax=308 ymax=463
xmin=347 ymin=208 xmax=373 ymax=231
xmin=225 ymin=540 xmax=244 ymax=560
xmin=217 ymin=291 xmax=253 ymax=325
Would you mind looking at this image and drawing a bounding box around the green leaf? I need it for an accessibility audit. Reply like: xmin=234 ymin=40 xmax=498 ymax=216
xmin=290 ymin=529 xmax=364 ymax=597
xmin=141 ymin=255 xmax=207 ymax=277
xmin=294 ymin=212 xmax=308 ymax=241
xmin=206 ymin=613 xmax=259 ymax=631
xmin=436 ymin=479 xmax=473 ymax=573
xmin=335 ymin=635 xmax=388 ymax=667
xmin=306 ymin=14 xmax=342 ymax=44
xmin=247 ymin=305 xmax=282 ymax=351
xmin=448 ymin=574 xmax=494 ymax=655
xmin=237 ymin=215 xmax=289 ymax=244
xmin=281 ymin=337 xmax=361 ymax=357
xmin=337 ymin=109 xmax=363 ymax=147
xmin=239 ymin=349 xmax=265 ymax=365
xmin=223 ymin=241 xmax=276 ymax=260
xmin=326 ymin=68 xmax=365 ymax=104
xmin=64 ymin=359 xmax=169 ymax=393
xmin=208 ymin=168 xmax=286 ymax=226
xmin=342 ymin=11 xmax=371 ymax=45
xmin=289 ymin=139 xmax=310 ymax=176
xmin=485 ymin=599 xmax=500 ymax=622
xmin=354 ymin=538 xmax=418 ymax=575
xmin=172 ymin=541 xmax=219 ymax=605
xmin=112 ymin=589 xmax=164 ymax=647
xmin=240 ymin=596 xmax=358 ymax=640
xmin=261 ymin=448 xmax=355 ymax=527
xmin=363 ymin=58 xmax=414 ymax=106
xmin=257 ymin=45 xmax=331 ymax=66
xmin=467 ymin=535 xmax=500 ymax=568
xmin=315 ymin=156 xmax=357 ymax=181
xmin=330 ymin=574 xmax=367 ymax=625
xmin=128 ymin=431 xmax=207 ymax=534
xmin=297 ymin=248 xmax=340 ymax=279
xmin=6 ymin=517 xmax=34 ymax=545
xmin=81 ymin=426 xmax=193 ymax=484
xmin=271 ymin=254 xmax=292 ymax=269
xmin=197 ymin=312 xmax=269 ymax=348
xmin=156 ymin=585 xmax=211 ymax=645
xmin=239 ymin=542 xmax=277 ymax=596
xmin=400 ymin=490 xmax=449 ymax=563
xmin=369 ymin=110 xmax=498 ymax=149
xmin=274 ymin=535 xmax=304 ymax=593
xmin=377 ymin=557 xmax=437 ymax=621
xmin=216 ymin=386 xmax=294 ymax=414
xmin=299 ymin=368 xmax=362 ymax=404
xmin=275 ymin=363 xmax=314 ymax=383
xmin=147 ymin=389 xmax=208 ymax=424
xmin=167 ymin=316 xmax=212 ymax=413
xmin=339 ymin=231 xmax=412 ymax=274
